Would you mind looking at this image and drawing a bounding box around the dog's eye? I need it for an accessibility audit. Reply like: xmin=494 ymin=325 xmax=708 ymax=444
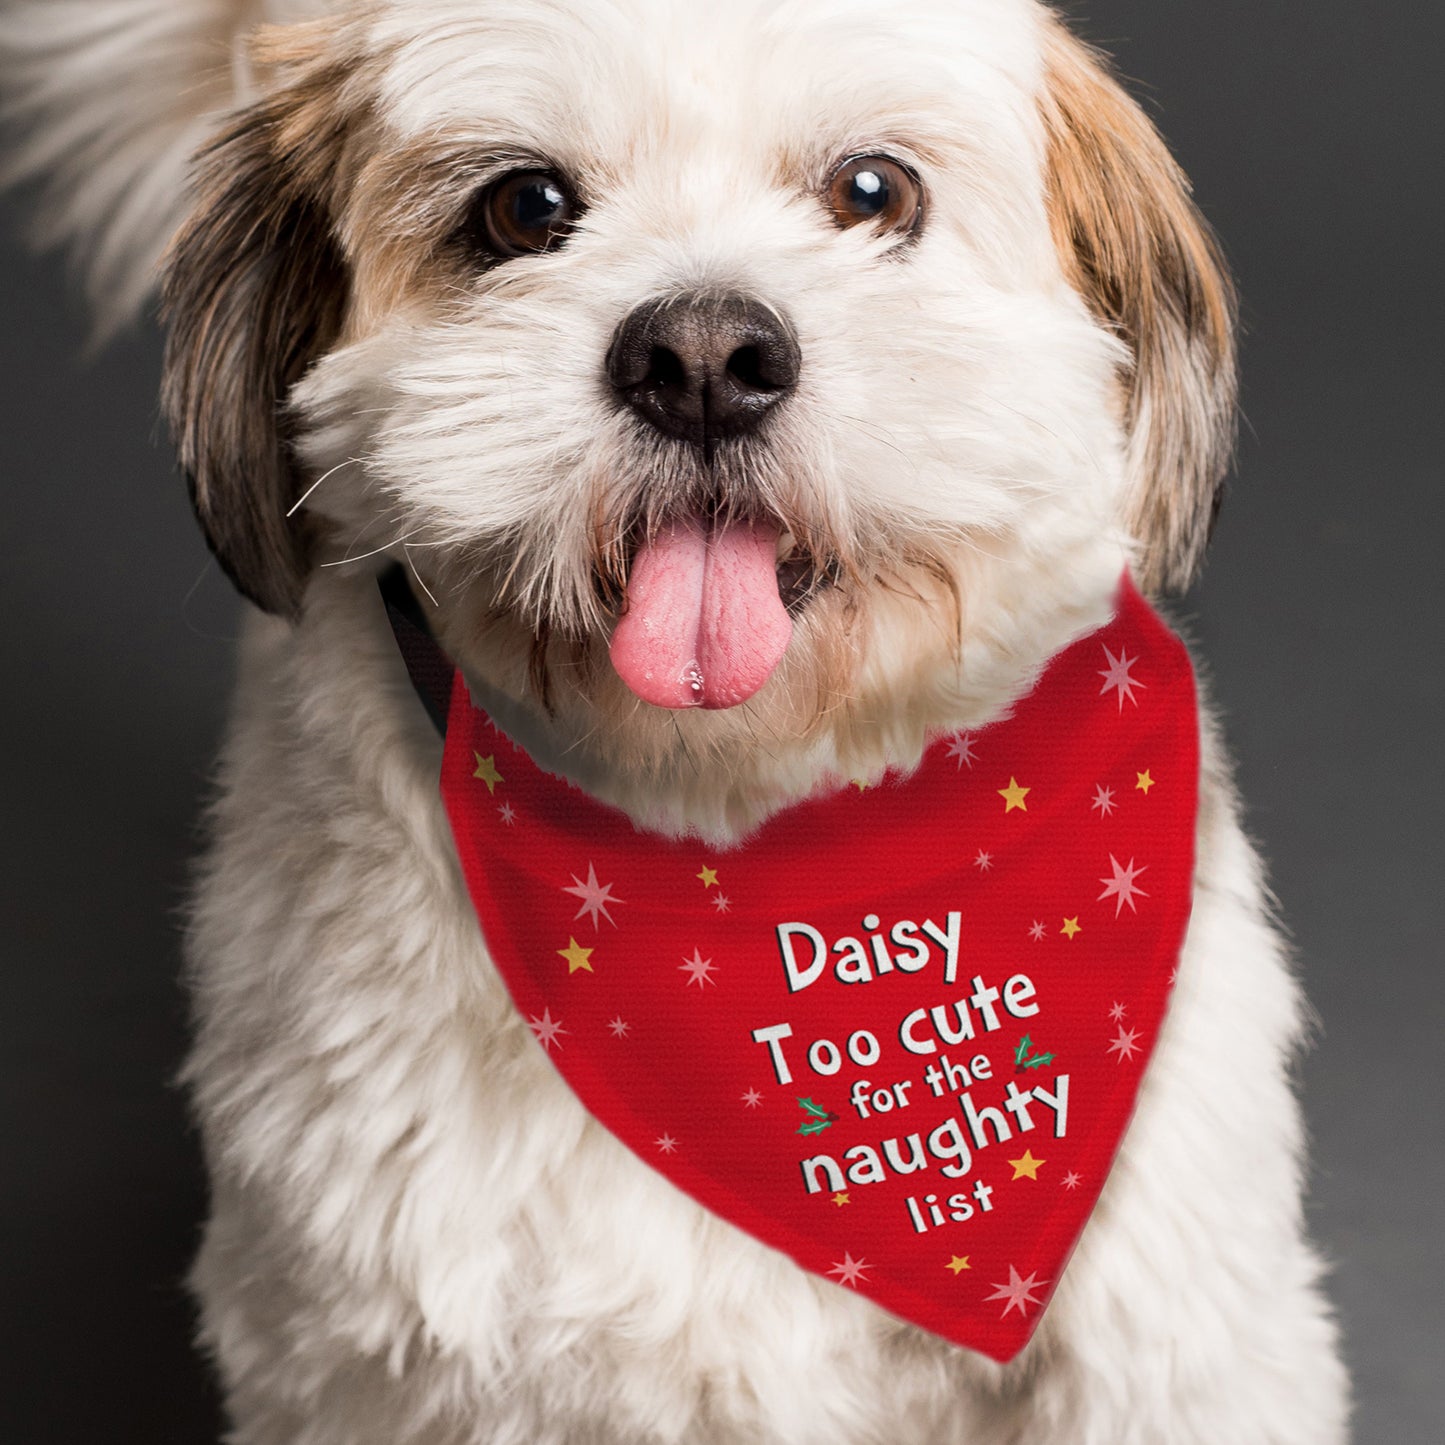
xmin=467 ymin=169 xmax=579 ymax=259
xmin=824 ymin=155 xmax=923 ymax=239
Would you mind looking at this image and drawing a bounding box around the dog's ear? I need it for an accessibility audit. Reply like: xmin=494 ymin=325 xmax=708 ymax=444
xmin=160 ymin=27 xmax=354 ymax=619
xmin=1040 ymin=23 xmax=1238 ymax=594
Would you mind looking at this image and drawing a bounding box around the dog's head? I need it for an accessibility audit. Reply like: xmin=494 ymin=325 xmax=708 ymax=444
xmin=161 ymin=0 xmax=1233 ymax=781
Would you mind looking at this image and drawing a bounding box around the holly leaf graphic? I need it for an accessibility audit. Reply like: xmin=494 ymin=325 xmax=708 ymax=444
xmin=796 ymin=1097 xmax=839 ymax=1136
xmin=1014 ymin=1036 xmax=1057 ymax=1073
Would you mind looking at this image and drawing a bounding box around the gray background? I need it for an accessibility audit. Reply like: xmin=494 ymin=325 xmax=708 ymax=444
xmin=1 ymin=1 xmax=1440 ymax=1439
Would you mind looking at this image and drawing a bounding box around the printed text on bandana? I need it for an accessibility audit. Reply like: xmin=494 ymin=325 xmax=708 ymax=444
xmin=755 ymin=911 xmax=1067 ymax=1234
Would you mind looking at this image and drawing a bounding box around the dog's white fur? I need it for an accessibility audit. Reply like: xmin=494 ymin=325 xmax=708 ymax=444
xmin=3 ymin=1 xmax=1349 ymax=1441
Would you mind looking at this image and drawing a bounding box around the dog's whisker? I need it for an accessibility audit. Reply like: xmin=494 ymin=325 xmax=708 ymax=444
xmin=321 ymin=528 xmax=427 ymax=568
xmin=287 ymin=457 xmax=363 ymax=518
xmin=402 ymin=544 xmax=440 ymax=607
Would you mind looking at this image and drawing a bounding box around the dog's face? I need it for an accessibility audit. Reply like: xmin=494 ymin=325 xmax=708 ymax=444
xmin=163 ymin=0 xmax=1233 ymax=786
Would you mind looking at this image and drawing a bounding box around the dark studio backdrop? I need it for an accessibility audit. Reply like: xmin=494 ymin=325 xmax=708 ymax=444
xmin=1 ymin=1 xmax=1440 ymax=1439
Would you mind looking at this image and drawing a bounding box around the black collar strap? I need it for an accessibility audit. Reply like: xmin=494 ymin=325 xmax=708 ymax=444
xmin=379 ymin=564 xmax=453 ymax=737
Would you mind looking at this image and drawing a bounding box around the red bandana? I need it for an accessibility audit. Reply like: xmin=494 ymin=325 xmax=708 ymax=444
xmin=438 ymin=576 xmax=1197 ymax=1362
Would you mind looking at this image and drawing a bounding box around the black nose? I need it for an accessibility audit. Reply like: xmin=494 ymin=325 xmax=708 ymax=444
xmin=606 ymin=292 xmax=800 ymax=448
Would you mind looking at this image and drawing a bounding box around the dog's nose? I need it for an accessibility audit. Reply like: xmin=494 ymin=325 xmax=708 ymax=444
xmin=606 ymin=292 xmax=800 ymax=448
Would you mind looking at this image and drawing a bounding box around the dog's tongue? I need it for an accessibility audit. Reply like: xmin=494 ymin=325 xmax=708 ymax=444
xmin=610 ymin=515 xmax=792 ymax=709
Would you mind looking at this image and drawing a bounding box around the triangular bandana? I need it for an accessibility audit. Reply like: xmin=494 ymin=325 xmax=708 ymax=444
xmin=433 ymin=575 xmax=1198 ymax=1362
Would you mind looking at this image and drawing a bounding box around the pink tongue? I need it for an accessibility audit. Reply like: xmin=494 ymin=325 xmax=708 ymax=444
xmin=609 ymin=516 xmax=793 ymax=709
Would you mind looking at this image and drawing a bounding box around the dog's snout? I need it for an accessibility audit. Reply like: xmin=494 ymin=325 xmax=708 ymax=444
xmin=606 ymin=292 xmax=800 ymax=448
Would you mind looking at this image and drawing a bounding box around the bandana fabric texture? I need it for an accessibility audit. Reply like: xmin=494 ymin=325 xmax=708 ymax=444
xmin=433 ymin=577 xmax=1198 ymax=1362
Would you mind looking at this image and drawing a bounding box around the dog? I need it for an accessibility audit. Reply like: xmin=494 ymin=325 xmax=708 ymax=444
xmin=2 ymin=1 xmax=1350 ymax=1440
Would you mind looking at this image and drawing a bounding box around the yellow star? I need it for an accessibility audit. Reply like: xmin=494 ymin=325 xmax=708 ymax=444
xmin=557 ymin=937 xmax=594 ymax=974
xmin=1136 ymin=769 xmax=1155 ymax=794
xmin=851 ymin=778 xmax=872 ymax=792
xmin=697 ymin=865 xmax=719 ymax=888
xmin=998 ymin=777 xmax=1030 ymax=813
xmin=1061 ymin=917 xmax=1082 ymax=939
xmin=831 ymin=1191 xmax=851 ymax=1207
xmin=472 ymin=753 xmax=503 ymax=794
xmin=945 ymin=1255 xmax=972 ymax=1275
xmin=1009 ymin=1149 xmax=1046 ymax=1181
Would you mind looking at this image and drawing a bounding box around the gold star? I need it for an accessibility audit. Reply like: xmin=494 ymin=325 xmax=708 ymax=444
xmin=945 ymin=1255 xmax=972 ymax=1275
xmin=1136 ymin=769 xmax=1155 ymax=794
xmin=851 ymin=778 xmax=871 ymax=792
xmin=998 ymin=777 xmax=1030 ymax=813
xmin=557 ymin=937 xmax=594 ymax=974
xmin=697 ymin=865 xmax=719 ymax=888
xmin=1061 ymin=917 xmax=1081 ymax=939
xmin=831 ymin=1191 xmax=851 ymax=1207
xmin=472 ymin=754 xmax=503 ymax=794
xmin=1009 ymin=1149 xmax=1046 ymax=1181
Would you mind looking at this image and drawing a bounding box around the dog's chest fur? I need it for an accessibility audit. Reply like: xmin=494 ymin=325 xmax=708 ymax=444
xmin=180 ymin=574 xmax=1343 ymax=1445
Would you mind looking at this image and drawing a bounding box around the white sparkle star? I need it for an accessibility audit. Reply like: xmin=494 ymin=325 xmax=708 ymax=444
xmin=1029 ymin=920 xmax=1047 ymax=941
xmin=985 ymin=1264 xmax=1049 ymax=1319
xmin=527 ymin=1008 xmax=566 ymax=1052
xmin=1108 ymin=1024 xmax=1143 ymax=1062
xmin=712 ymin=893 xmax=732 ymax=913
xmin=741 ymin=1088 xmax=763 ymax=1108
xmin=1098 ymin=855 xmax=1149 ymax=916
xmin=1109 ymin=1000 xmax=1128 ymax=1023
xmin=562 ymin=862 xmax=624 ymax=930
xmin=1062 ymin=1171 xmax=1082 ymax=1191
xmin=827 ymin=1252 xmax=871 ymax=1288
xmin=1098 ymin=646 xmax=1146 ymax=711
xmin=655 ymin=1134 xmax=678 ymax=1154
xmin=974 ymin=849 xmax=993 ymax=871
xmin=679 ymin=948 xmax=718 ymax=989
xmin=1091 ymin=784 xmax=1117 ymax=817
xmin=607 ymin=1017 xmax=631 ymax=1038
xmin=946 ymin=733 xmax=978 ymax=769
xmin=497 ymin=802 xmax=517 ymax=825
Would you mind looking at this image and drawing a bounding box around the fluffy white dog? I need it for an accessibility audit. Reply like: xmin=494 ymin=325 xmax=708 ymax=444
xmin=3 ymin=1 xmax=1349 ymax=1440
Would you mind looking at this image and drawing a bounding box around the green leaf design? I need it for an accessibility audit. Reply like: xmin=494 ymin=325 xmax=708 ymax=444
xmin=1015 ymin=1036 xmax=1057 ymax=1072
xmin=796 ymin=1097 xmax=837 ymax=1136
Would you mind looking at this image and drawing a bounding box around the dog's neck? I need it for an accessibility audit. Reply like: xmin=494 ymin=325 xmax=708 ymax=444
xmin=297 ymin=538 xmax=1128 ymax=847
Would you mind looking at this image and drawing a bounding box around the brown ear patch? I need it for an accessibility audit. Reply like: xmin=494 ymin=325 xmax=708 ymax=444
xmin=160 ymin=33 xmax=356 ymax=618
xmin=1040 ymin=21 xmax=1238 ymax=593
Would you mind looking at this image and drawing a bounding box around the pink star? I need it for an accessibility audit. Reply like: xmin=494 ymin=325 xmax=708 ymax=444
xmin=974 ymin=850 xmax=993 ymax=871
xmin=712 ymin=893 xmax=732 ymax=913
xmin=946 ymin=733 xmax=978 ymax=769
xmin=607 ymin=1017 xmax=631 ymax=1038
xmin=1098 ymin=646 xmax=1146 ymax=710
xmin=679 ymin=948 xmax=718 ymax=989
xmin=1109 ymin=1001 xmax=1128 ymax=1023
xmin=1098 ymin=855 xmax=1149 ymax=916
xmin=827 ymin=1252 xmax=871 ymax=1288
xmin=985 ymin=1264 xmax=1049 ymax=1319
xmin=1108 ymin=1024 xmax=1143 ymax=1062
xmin=1062 ymin=1171 xmax=1082 ymax=1191
xmin=562 ymin=862 xmax=624 ymax=929
xmin=1091 ymin=784 xmax=1116 ymax=817
xmin=1029 ymin=920 xmax=1047 ymax=941
xmin=527 ymin=1008 xmax=566 ymax=1052
xmin=498 ymin=802 xmax=517 ymax=825
xmin=655 ymin=1134 xmax=678 ymax=1154
xmin=741 ymin=1088 xmax=763 ymax=1108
